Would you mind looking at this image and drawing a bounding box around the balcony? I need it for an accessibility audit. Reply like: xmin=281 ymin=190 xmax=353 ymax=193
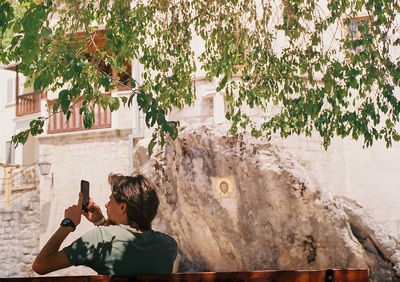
xmin=16 ymin=92 xmax=41 ymax=117
xmin=47 ymin=95 xmax=112 ymax=134
xmin=0 ymin=162 xmax=39 ymax=207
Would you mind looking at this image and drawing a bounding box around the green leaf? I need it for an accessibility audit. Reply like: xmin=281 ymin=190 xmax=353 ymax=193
xmin=66 ymin=110 xmax=72 ymax=121
xmin=109 ymin=97 xmax=120 ymax=111
xmin=127 ymin=93 xmax=135 ymax=108
xmin=83 ymin=110 xmax=94 ymax=128
xmin=148 ymin=135 xmax=156 ymax=156
xmin=121 ymin=96 xmax=128 ymax=106
xmin=40 ymin=26 xmax=51 ymax=37
xmin=59 ymin=90 xmax=71 ymax=114
xmin=12 ymin=130 xmax=29 ymax=146
xmin=12 ymin=21 xmax=21 ymax=32
xmin=101 ymin=94 xmax=110 ymax=110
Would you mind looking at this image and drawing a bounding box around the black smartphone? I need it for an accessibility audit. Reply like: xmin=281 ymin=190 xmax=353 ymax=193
xmin=81 ymin=180 xmax=90 ymax=212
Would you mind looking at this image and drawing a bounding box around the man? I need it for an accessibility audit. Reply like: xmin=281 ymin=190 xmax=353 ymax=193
xmin=32 ymin=173 xmax=178 ymax=275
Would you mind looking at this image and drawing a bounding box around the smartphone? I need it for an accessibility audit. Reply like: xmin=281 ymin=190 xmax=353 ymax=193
xmin=81 ymin=180 xmax=90 ymax=212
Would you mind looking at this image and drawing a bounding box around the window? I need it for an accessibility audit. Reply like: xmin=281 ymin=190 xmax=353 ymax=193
xmin=6 ymin=78 xmax=15 ymax=105
xmin=343 ymin=16 xmax=370 ymax=54
xmin=83 ymin=30 xmax=132 ymax=92
xmin=115 ymin=61 xmax=132 ymax=91
xmin=20 ymin=76 xmax=34 ymax=95
xmin=95 ymin=57 xmax=132 ymax=92
xmin=15 ymin=75 xmax=41 ymax=117
xmin=346 ymin=17 xmax=369 ymax=40
xmin=5 ymin=141 xmax=15 ymax=164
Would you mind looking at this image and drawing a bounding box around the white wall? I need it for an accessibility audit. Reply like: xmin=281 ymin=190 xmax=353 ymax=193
xmin=276 ymin=134 xmax=400 ymax=236
xmin=38 ymin=128 xmax=131 ymax=276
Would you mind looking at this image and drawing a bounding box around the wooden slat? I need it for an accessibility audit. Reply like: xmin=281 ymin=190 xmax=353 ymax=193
xmin=47 ymin=94 xmax=111 ymax=134
xmin=16 ymin=92 xmax=41 ymax=117
xmin=333 ymin=269 xmax=369 ymax=282
xmin=0 ymin=269 xmax=368 ymax=282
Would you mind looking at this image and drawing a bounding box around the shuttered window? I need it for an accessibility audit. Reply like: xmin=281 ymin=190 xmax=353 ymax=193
xmin=5 ymin=141 xmax=15 ymax=164
xmin=6 ymin=78 xmax=16 ymax=105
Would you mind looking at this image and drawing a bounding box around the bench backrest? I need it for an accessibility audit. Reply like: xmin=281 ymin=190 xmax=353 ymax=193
xmin=0 ymin=269 xmax=368 ymax=282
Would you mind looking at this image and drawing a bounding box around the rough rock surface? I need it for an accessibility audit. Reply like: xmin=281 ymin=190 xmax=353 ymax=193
xmin=134 ymin=125 xmax=400 ymax=281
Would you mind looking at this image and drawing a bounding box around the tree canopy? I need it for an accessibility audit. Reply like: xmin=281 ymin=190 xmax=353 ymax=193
xmin=1 ymin=0 xmax=400 ymax=154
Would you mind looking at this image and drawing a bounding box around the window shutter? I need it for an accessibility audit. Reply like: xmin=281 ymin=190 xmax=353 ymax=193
xmin=6 ymin=78 xmax=15 ymax=105
xmin=19 ymin=76 xmax=34 ymax=95
xmin=5 ymin=141 xmax=15 ymax=164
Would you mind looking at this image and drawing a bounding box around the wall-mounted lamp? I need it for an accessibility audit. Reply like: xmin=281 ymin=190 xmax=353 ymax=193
xmin=39 ymin=161 xmax=53 ymax=187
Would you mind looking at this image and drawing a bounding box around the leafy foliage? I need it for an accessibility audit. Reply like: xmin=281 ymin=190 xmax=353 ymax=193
xmin=1 ymin=0 xmax=400 ymax=153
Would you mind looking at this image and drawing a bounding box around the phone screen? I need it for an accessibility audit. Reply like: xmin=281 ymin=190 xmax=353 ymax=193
xmin=81 ymin=180 xmax=90 ymax=212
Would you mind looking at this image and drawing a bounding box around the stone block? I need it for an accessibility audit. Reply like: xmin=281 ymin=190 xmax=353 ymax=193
xmin=9 ymin=220 xmax=19 ymax=227
xmin=22 ymin=247 xmax=37 ymax=254
xmin=12 ymin=213 xmax=19 ymax=220
xmin=22 ymin=255 xmax=35 ymax=264
xmin=2 ymin=213 xmax=13 ymax=221
xmin=0 ymin=234 xmax=14 ymax=240
xmin=18 ymin=232 xmax=36 ymax=240
xmin=21 ymin=238 xmax=38 ymax=248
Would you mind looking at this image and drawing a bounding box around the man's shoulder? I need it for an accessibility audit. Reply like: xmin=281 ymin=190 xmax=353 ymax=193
xmin=94 ymin=226 xmax=177 ymax=249
xmin=96 ymin=224 xmax=135 ymax=240
xmin=150 ymin=230 xmax=178 ymax=248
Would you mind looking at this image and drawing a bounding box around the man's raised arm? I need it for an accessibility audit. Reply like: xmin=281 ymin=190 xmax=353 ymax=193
xmin=32 ymin=193 xmax=83 ymax=275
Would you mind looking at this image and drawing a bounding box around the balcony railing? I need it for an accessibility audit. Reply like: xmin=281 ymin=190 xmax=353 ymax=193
xmin=0 ymin=162 xmax=39 ymax=207
xmin=47 ymin=96 xmax=112 ymax=134
xmin=16 ymin=92 xmax=41 ymax=117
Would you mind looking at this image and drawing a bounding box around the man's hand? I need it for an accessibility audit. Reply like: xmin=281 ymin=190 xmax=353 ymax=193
xmin=64 ymin=192 xmax=83 ymax=227
xmin=82 ymin=198 xmax=104 ymax=224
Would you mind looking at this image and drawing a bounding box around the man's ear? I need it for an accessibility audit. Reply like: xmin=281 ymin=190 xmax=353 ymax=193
xmin=120 ymin=202 xmax=127 ymax=214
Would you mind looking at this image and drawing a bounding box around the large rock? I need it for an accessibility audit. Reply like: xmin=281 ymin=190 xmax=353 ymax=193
xmin=134 ymin=125 xmax=400 ymax=281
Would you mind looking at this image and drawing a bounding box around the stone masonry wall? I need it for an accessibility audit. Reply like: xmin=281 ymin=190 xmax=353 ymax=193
xmin=0 ymin=190 xmax=40 ymax=277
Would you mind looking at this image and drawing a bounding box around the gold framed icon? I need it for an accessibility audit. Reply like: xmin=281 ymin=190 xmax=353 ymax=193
xmin=216 ymin=178 xmax=233 ymax=195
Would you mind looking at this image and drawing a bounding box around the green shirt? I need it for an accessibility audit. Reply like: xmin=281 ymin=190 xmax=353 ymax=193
xmin=63 ymin=225 xmax=178 ymax=275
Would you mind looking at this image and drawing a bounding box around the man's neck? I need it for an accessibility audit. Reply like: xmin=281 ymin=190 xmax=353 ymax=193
xmin=107 ymin=217 xmax=145 ymax=233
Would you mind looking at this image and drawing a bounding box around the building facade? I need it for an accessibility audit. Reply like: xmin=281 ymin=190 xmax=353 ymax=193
xmin=0 ymin=8 xmax=399 ymax=277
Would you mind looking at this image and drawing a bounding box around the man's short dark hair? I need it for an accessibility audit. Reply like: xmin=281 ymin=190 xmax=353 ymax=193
xmin=108 ymin=173 xmax=159 ymax=230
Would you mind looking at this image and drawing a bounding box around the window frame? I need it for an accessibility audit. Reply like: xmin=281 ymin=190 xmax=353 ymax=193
xmin=6 ymin=77 xmax=16 ymax=106
xmin=342 ymin=15 xmax=371 ymax=54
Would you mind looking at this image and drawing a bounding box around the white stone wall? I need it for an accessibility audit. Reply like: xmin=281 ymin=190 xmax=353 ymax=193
xmin=37 ymin=128 xmax=132 ymax=276
xmin=168 ymin=79 xmax=216 ymax=125
xmin=275 ymin=134 xmax=400 ymax=236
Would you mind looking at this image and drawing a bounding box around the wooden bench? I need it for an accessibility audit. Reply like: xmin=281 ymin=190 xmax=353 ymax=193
xmin=0 ymin=269 xmax=368 ymax=282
